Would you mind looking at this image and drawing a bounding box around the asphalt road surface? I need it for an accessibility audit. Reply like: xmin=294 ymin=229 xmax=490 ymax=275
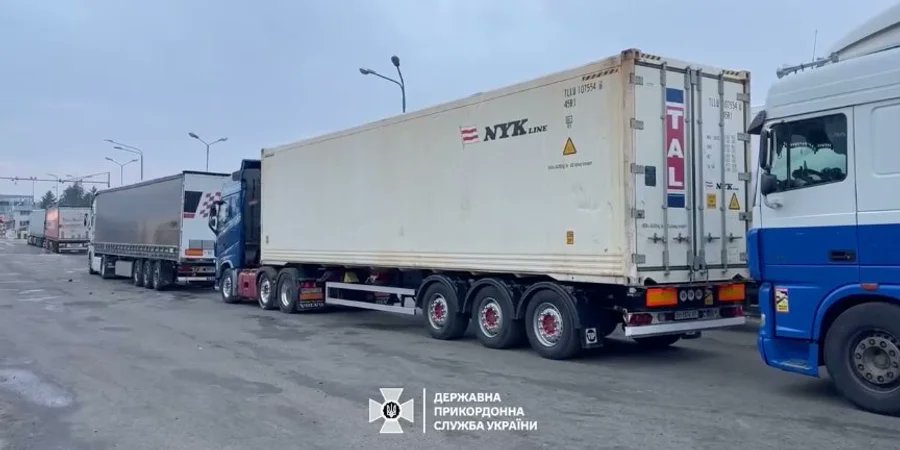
xmin=0 ymin=239 xmax=898 ymax=450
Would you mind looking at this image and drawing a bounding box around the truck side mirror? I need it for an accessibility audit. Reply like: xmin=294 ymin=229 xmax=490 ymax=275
xmin=208 ymin=203 xmax=219 ymax=234
xmin=760 ymin=172 xmax=778 ymax=196
xmin=758 ymin=128 xmax=769 ymax=169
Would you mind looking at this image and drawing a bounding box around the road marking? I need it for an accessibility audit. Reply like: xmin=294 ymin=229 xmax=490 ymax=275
xmin=18 ymin=296 xmax=60 ymax=303
xmin=19 ymin=289 xmax=45 ymax=294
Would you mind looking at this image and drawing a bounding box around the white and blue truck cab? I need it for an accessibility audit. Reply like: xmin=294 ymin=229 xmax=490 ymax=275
xmin=750 ymin=4 xmax=900 ymax=415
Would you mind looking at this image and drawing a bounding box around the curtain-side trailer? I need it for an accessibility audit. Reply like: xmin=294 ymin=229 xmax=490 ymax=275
xmin=88 ymin=171 xmax=229 ymax=289
xmin=213 ymin=49 xmax=752 ymax=360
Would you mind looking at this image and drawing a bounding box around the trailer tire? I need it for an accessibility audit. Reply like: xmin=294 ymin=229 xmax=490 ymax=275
xmin=277 ymin=268 xmax=299 ymax=313
xmin=825 ymin=302 xmax=900 ymax=416
xmin=257 ymin=268 xmax=278 ymax=310
xmin=142 ymin=259 xmax=154 ymax=289
xmin=88 ymin=251 xmax=98 ymax=275
xmin=151 ymin=260 xmax=170 ymax=291
xmin=633 ymin=334 xmax=681 ymax=349
xmin=99 ymin=255 xmax=115 ymax=279
xmin=472 ymin=286 xmax=525 ymax=349
xmin=133 ymin=259 xmax=145 ymax=287
xmin=422 ymin=282 xmax=468 ymax=340
xmin=220 ymin=268 xmax=240 ymax=304
xmin=525 ymin=289 xmax=581 ymax=360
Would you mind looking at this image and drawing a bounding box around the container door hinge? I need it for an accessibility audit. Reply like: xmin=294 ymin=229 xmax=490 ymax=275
xmin=738 ymin=172 xmax=751 ymax=182
xmin=737 ymin=132 xmax=751 ymax=142
xmin=629 ymin=73 xmax=644 ymax=85
xmin=630 ymin=119 xmax=644 ymax=130
xmin=736 ymin=92 xmax=751 ymax=103
xmin=631 ymin=208 xmax=645 ymax=219
xmin=632 ymin=254 xmax=646 ymax=264
xmin=739 ymin=211 xmax=753 ymax=222
xmin=630 ymin=163 xmax=645 ymax=174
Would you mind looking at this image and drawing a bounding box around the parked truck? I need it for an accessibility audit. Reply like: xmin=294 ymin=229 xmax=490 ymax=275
xmin=26 ymin=209 xmax=46 ymax=247
xmin=43 ymin=206 xmax=90 ymax=253
xmin=750 ymin=4 xmax=900 ymax=415
xmin=212 ymin=49 xmax=751 ymax=360
xmin=88 ymin=171 xmax=229 ymax=289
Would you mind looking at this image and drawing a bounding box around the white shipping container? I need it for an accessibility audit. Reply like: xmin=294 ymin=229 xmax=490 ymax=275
xmin=27 ymin=209 xmax=46 ymax=238
xmin=261 ymin=49 xmax=751 ymax=286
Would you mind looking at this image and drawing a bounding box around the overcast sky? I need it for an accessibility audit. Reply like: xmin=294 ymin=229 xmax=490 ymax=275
xmin=1 ymin=0 xmax=896 ymax=197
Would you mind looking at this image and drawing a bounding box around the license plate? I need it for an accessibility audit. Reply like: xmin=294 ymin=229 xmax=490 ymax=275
xmin=674 ymin=310 xmax=700 ymax=321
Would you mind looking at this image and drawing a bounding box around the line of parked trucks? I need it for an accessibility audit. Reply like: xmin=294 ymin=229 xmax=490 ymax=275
xmin=26 ymin=206 xmax=90 ymax=253
xmin=28 ymin=4 xmax=900 ymax=416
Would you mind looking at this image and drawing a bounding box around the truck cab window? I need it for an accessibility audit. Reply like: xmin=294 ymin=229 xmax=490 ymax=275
xmin=767 ymin=114 xmax=847 ymax=192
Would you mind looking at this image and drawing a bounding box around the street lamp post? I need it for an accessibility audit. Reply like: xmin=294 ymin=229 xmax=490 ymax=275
xmin=359 ymin=55 xmax=406 ymax=113
xmin=105 ymin=157 xmax=138 ymax=186
xmin=46 ymin=173 xmax=61 ymax=200
xmin=187 ymin=132 xmax=227 ymax=171
xmin=104 ymin=139 xmax=144 ymax=181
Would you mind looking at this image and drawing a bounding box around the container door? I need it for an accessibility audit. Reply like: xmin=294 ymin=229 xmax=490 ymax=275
xmin=633 ymin=65 xmax=749 ymax=283
xmin=633 ymin=65 xmax=694 ymax=281
xmin=692 ymin=71 xmax=750 ymax=280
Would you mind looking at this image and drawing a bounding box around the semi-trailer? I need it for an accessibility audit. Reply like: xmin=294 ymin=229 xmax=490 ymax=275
xmin=26 ymin=209 xmax=46 ymax=247
xmin=212 ymin=49 xmax=752 ymax=359
xmin=87 ymin=171 xmax=229 ymax=289
xmin=44 ymin=206 xmax=90 ymax=253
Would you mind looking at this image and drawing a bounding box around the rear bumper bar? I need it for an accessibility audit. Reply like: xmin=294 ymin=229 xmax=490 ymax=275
xmin=177 ymin=276 xmax=215 ymax=283
xmin=624 ymin=316 xmax=746 ymax=337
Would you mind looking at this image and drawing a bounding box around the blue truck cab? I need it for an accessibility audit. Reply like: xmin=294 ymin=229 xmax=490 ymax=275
xmin=750 ymin=5 xmax=900 ymax=415
xmin=209 ymin=159 xmax=261 ymax=294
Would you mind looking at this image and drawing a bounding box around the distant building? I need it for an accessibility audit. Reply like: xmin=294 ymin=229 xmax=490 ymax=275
xmin=0 ymin=194 xmax=35 ymax=235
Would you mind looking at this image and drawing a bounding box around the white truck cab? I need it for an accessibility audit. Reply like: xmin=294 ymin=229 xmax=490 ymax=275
xmin=751 ymin=3 xmax=900 ymax=415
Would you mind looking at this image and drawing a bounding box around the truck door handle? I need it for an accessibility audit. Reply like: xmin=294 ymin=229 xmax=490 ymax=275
xmin=829 ymin=250 xmax=856 ymax=262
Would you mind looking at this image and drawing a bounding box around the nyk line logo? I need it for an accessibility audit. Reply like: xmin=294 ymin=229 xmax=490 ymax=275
xmin=460 ymin=118 xmax=547 ymax=144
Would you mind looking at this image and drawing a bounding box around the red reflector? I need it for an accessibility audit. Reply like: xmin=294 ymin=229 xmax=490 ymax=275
xmin=628 ymin=313 xmax=653 ymax=326
xmin=862 ymin=283 xmax=879 ymax=292
xmin=721 ymin=305 xmax=744 ymax=318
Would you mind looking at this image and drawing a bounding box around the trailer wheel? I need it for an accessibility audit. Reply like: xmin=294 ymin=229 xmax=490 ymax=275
xmin=472 ymin=286 xmax=525 ymax=349
xmin=99 ymin=255 xmax=115 ymax=279
xmin=88 ymin=251 xmax=98 ymax=275
xmin=133 ymin=259 xmax=145 ymax=287
xmin=277 ymin=268 xmax=300 ymax=313
xmin=422 ymin=282 xmax=468 ymax=340
xmin=257 ymin=269 xmax=277 ymax=310
xmin=633 ymin=334 xmax=681 ymax=349
xmin=825 ymin=302 xmax=900 ymax=416
xmin=525 ymin=289 xmax=581 ymax=360
xmin=151 ymin=260 xmax=171 ymax=291
xmin=220 ymin=268 xmax=240 ymax=304
xmin=142 ymin=259 xmax=154 ymax=289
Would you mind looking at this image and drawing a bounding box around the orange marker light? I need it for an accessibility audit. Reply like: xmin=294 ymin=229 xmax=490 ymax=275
xmin=718 ymin=284 xmax=746 ymax=302
xmin=185 ymin=248 xmax=203 ymax=257
xmin=646 ymin=288 xmax=678 ymax=308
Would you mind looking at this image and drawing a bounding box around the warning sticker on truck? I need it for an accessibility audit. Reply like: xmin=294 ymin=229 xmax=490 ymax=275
xmin=775 ymin=288 xmax=789 ymax=313
xmin=665 ymin=88 xmax=686 ymax=208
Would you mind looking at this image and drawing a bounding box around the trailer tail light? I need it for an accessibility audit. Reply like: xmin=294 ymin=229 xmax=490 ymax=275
xmin=646 ymin=288 xmax=677 ymax=308
xmin=628 ymin=313 xmax=653 ymax=326
xmin=185 ymin=248 xmax=203 ymax=257
xmin=717 ymin=284 xmax=745 ymax=302
xmin=720 ymin=305 xmax=744 ymax=318
xmin=299 ymin=282 xmax=323 ymax=301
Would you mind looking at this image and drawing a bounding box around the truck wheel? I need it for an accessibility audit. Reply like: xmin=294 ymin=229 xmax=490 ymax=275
xmin=422 ymin=282 xmax=468 ymax=340
xmin=133 ymin=260 xmax=145 ymax=287
xmin=825 ymin=302 xmax=900 ymax=416
xmin=525 ymin=289 xmax=582 ymax=360
xmin=142 ymin=260 xmax=154 ymax=289
xmin=633 ymin=334 xmax=681 ymax=349
xmin=220 ymin=269 xmax=240 ymax=304
xmin=472 ymin=286 xmax=524 ymax=349
xmin=277 ymin=269 xmax=300 ymax=313
xmin=257 ymin=269 xmax=277 ymax=310
xmin=99 ymin=255 xmax=115 ymax=279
